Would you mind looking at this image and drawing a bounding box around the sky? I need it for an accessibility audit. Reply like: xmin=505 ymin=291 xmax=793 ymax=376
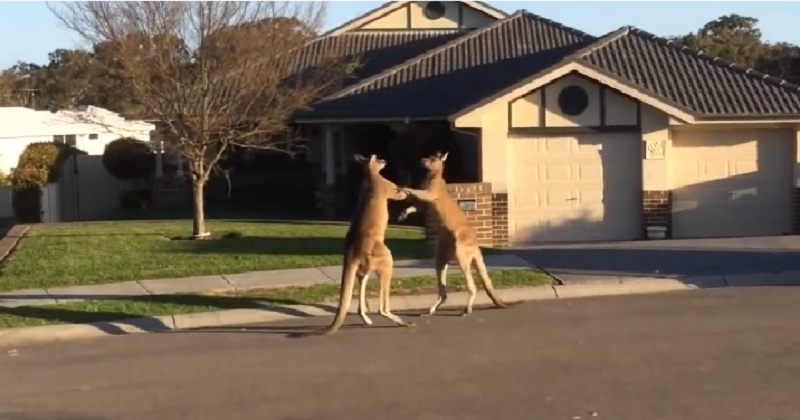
xmin=1 ymin=1 xmax=799 ymax=69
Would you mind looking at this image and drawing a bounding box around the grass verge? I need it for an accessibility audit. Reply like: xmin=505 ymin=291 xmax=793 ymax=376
xmin=0 ymin=220 xmax=436 ymax=292
xmin=0 ymin=270 xmax=552 ymax=329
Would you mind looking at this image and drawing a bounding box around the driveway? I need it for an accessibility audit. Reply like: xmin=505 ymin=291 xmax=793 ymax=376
xmin=2 ymin=288 xmax=800 ymax=419
xmin=513 ymin=235 xmax=800 ymax=283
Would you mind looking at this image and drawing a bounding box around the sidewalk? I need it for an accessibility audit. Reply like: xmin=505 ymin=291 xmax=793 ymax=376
xmin=0 ymin=253 xmax=536 ymax=308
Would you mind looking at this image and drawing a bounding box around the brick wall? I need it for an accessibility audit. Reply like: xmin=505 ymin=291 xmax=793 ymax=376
xmin=642 ymin=190 xmax=672 ymax=239
xmin=491 ymin=193 xmax=509 ymax=247
xmin=424 ymin=182 xmax=496 ymax=247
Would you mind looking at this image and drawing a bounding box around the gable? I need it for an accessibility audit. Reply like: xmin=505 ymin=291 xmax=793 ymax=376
xmin=328 ymin=1 xmax=505 ymax=35
xmin=510 ymin=73 xmax=640 ymax=129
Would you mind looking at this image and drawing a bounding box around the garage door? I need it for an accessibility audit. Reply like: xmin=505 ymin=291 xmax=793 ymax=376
xmin=510 ymin=133 xmax=642 ymax=243
xmin=672 ymin=129 xmax=793 ymax=238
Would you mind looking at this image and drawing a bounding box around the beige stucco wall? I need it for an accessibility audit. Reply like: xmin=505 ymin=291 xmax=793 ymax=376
xmin=509 ymin=73 xmax=638 ymax=128
xmin=640 ymin=104 xmax=672 ymax=191
xmin=455 ymin=69 xmax=800 ymax=242
xmin=357 ymin=1 xmax=495 ymax=30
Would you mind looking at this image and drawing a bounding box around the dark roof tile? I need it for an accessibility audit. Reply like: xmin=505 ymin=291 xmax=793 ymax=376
xmin=580 ymin=27 xmax=800 ymax=116
xmin=301 ymin=11 xmax=595 ymax=119
xmin=291 ymin=30 xmax=467 ymax=88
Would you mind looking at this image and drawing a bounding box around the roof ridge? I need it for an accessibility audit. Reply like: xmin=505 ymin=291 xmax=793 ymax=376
xmin=516 ymin=10 xmax=595 ymax=42
xmin=317 ymin=10 xmax=529 ymax=103
xmin=625 ymin=26 xmax=800 ymax=94
xmin=572 ymin=26 xmax=631 ymax=58
xmin=318 ymin=9 xmax=599 ymax=103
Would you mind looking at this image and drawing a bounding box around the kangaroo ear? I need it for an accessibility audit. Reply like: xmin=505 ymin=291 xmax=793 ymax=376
xmin=440 ymin=152 xmax=449 ymax=162
xmin=353 ymin=154 xmax=368 ymax=163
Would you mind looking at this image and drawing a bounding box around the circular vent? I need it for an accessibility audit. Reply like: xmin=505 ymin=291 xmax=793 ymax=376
xmin=557 ymin=85 xmax=589 ymax=116
xmin=424 ymin=1 xmax=446 ymax=20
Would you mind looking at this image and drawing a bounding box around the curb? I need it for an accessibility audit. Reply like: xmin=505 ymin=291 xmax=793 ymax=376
xmin=0 ymin=280 xmax=696 ymax=348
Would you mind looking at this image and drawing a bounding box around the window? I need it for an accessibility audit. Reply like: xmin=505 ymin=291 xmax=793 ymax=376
xmin=557 ymin=85 xmax=589 ymax=116
xmin=53 ymin=134 xmax=77 ymax=146
xmin=88 ymin=134 xmax=99 ymax=140
xmin=424 ymin=1 xmax=446 ymax=20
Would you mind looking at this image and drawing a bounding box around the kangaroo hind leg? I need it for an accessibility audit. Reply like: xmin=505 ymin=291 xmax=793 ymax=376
xmin=357 ymin=271 xmax=373 ymax=326
xmin=473 ymin=252 xmax=508 ymax=309
xmin=375 ymin=249 xmax=413 ymax=327
xmin=455 ymin=250 xmax=478 ymax=317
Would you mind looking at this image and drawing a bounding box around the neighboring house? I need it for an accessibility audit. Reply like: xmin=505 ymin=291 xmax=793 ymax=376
xmin=0 ymin=105 xmax=156 ymax=222
xmin=0 ymin=105 xmax=155 ymax=173
xmin=291 ymin=1 xmax=800 ymax=246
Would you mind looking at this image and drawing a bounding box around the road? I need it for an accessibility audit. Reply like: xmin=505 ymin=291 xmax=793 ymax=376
xmin=2 ymin=287 xmax=800 ymax=420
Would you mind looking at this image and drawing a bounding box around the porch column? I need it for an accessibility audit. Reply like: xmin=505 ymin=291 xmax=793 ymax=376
xmin=324 ymin=125 xmax=335 ymax=185
xmin=792 ymin=126 xmax=800 ymax=233
xmin=640 ymin=106 xmax=672 ymax=239
xmin=154 ymin=132 xmax=164 ymax=178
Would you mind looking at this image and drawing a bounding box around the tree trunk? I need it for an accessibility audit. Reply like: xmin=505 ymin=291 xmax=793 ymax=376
xmin=191 ymin=179 xmax=210 ymax=239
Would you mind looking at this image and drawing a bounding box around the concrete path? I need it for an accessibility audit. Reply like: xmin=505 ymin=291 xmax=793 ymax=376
xmin=515 ymin=235 xmax=800 ymax=286
xmin=3 ymin=287 xmax=800 ymax=420
xmin=0 ymin=253 xmax=535 ymax=308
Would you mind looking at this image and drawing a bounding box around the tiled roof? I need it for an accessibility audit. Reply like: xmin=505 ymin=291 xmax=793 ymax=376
xmin=299 ymin=11 xmax=596 ymax=120
xmin=579 ymin=27 xmax=800 ymax=116
xmin=291 ymin=30 xmax=466 ymax=89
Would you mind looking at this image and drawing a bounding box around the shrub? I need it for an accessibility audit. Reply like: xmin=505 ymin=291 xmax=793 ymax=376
xmin=119 ymin=189 xmax=152 ymax=210
xmin=11 ymin=142 xmax=72 ymax=223
xmin=0 ymin=169 xmax=13 ymax=188
xmin=102 ymin=137 xmax=156 ymax=181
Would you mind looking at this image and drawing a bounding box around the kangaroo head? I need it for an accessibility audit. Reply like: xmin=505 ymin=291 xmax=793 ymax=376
xmin=420 ymin=151 xmax=448 ymax=176
xmin=354 ymin=154 xmax=387 ymax=176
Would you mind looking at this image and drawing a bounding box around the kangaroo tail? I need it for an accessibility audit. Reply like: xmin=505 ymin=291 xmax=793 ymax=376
xmin=322 ymin=262 xmax=360 ymax=335
xmin=473 ymin=252 xmax=508 ymax=308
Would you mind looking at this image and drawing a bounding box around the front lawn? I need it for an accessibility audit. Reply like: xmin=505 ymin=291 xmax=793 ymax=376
xmin=0 ymin=220 xmax=431 ymax=292
xmin=0 ymin=269 xmax=553 ymax=328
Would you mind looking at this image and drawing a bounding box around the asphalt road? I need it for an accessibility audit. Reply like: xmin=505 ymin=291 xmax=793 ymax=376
xmin=2 ymin=287 xmax=800 ymax=420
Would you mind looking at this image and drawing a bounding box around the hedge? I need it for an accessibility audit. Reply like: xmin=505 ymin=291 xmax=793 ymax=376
xmin=11 ymin=142 xmax=73 ymax=223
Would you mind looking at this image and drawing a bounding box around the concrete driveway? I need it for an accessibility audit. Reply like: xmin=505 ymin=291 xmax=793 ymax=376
xmin=513 ymin=235 xmax=800 ymax=283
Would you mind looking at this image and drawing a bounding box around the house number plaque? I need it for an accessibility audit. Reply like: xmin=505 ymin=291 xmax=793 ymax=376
xmin=644 ymin=140 xmax=666 ymax=160
xmin=458 ymin=199 xmax=477 ymax=212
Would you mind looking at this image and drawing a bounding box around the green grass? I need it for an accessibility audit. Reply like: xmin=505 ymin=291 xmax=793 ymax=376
xmin=0 ymin=220 xmax=432 ymax=292
xmin=0 ymin=269 xmax=553 ymax=329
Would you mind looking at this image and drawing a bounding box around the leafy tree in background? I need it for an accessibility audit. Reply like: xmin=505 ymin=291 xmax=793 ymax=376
xmin=671 ymin=14 xmax=800 ymax=84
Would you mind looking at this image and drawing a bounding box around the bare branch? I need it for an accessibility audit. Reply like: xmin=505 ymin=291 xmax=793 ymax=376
xmin=48 ymin=1 xmax=355 ymax=236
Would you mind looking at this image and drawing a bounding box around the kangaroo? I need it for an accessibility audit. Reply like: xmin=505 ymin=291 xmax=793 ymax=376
xmin=398 ymin=152 xmax=508 ymax=317
xmin=318 ymin=153 xmax=414 ymax=336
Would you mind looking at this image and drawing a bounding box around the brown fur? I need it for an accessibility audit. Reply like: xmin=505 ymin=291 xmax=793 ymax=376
xmin=318 ymin=154 xmax=413 ymax=335
xmin=398 ymin=152 xmax=508 ymax=316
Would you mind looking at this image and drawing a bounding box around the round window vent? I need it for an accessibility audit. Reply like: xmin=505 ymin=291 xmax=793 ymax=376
xmin=557 ymin=85 xmax=589 ymax=116
xmin=424 ymin=1 xmax=446 ymax=20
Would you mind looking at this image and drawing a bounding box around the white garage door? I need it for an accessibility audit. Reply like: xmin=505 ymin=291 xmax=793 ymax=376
xmin=510 ymin=133 xmax=642 ymax=243
xmin=672 ymin=129 xmax=793 ymax=238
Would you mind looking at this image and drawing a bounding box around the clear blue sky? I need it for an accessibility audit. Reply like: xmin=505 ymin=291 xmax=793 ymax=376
xmin=1 ymin=1 xmax=797 ymax=69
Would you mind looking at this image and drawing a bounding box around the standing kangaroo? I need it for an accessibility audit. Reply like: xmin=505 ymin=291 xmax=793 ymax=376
xmin=398 ymin=152 xmax=508 ymax=317
xmin=319 ymin=154 xmax=413 ymax=336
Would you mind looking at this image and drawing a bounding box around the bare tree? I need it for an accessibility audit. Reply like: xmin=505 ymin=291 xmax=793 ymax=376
xmin=48 ymin=1 xmax=353 ymax=239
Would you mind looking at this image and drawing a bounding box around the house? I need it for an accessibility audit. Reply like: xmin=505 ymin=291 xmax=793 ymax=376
xmin=290 ymin=0 xmax=800 ymax=246
xmin=0 ymin=105 xmax=155 ymax=174
xmin=0 ymin=105 xmax=156 ymax=222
